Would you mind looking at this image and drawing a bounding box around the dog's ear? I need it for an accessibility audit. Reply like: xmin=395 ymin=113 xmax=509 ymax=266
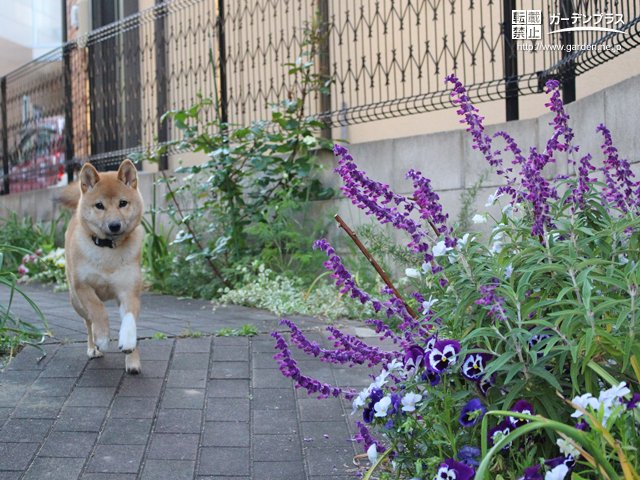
xmin=117 ymin=159 xmax=138 ymax=188
xmin=79 ymin=163 xmax=100 ymax=193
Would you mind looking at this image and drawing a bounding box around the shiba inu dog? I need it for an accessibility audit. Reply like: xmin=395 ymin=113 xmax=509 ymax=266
xmin=58 ymin=160 xmax=144 ymax=374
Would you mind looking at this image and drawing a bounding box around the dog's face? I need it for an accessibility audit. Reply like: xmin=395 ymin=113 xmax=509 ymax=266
xmin=78 ymin=160 xmax=144 ymax=239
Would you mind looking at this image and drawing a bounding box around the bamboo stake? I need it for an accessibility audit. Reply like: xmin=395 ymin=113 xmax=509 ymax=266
xmin=334 ymin=214 xmax=418 ymax=319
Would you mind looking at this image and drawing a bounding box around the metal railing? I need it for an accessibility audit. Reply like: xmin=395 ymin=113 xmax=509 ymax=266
xmin=1 ymin=0 xmax=639 ymax=194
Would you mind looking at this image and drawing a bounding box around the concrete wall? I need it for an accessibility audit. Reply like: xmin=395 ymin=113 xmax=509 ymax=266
xmin=1 ymin=73 xmax=639 ymax=236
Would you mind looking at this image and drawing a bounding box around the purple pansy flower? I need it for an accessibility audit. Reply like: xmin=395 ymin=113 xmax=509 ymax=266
xmin=404 ymin=344 xmax=425 ymax=370
xmin=389 ymin=393 xmax=402 ymax=415
xmin=488 ymin=420 xmax=513 ymax=451
xmin=363 ymin=388 xmax=384 ymax=423
xmin=425 ymin=335 xmax=438 ymax=351
xmin=477 ymin=375 xmax=494 ymax=396
xmin=427 ymin=339 xmax=461 ymax=373
xmin=627 ymin=392 xmax=640 ymax=410
xmin=457 ymin=445 xmax=481 ymax=467
xmin=461 ymin=352 xmax=493 ymax=381
xmin=459 ymin=398 xmax=486 ymax=427
xmin=545 ymin=454 xmax=576 ymax=470
xmin=434 ymin=458 xmax=475 ymax=480
xmin=509 ymin=399 xmax=535 ymax=428
xmin=519 ymin=465 xmax=543 ymax=480
xmin=421 ymin=370 xmax=441 ymax=386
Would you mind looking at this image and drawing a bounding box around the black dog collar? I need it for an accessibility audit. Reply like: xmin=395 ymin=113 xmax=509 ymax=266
xmin=91 ymin=236 xmax=115 ymax=248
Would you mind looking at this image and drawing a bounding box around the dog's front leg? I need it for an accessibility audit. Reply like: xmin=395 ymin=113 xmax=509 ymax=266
xmin=117 ymin=295 xmax=139 ymax=354
xmin=73 ymin=287 xmax=110 ymax=355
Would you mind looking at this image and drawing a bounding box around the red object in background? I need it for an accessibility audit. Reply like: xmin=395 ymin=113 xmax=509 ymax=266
xmin=8 ymin=123 xmax=67 ymax=193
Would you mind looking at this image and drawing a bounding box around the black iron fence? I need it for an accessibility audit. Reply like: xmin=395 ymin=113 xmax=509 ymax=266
xmin=1 ymin=0 xmax=639 ymax=194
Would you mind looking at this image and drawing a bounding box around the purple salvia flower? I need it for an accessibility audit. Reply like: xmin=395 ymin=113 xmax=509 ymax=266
xmin=434 ymin=458 xmax=475 ymax=480
xmin=326 ymin=326 xmax=398 ymax=368
xmin=459 ymin=398 xmax=486 ymax=427
xmin=364 ymin=318 xmax=401 ymax=344
xmin=354 ymin=421 xmax=385 ymax=453
xmin=475 ymin=279 xmax=507 ymax=322
xmin=567 ymin=153 xmax=596 ymax=209
xmin=313 ymin=239 xmax=374 ymax=306
xmin=427 ymin=339 xmax=461 ymax=373
xmin=597 ymin=123 xmax=638 ymax=212
xmin=333 ymin=144 xmax=431 ymax=253
xmin=271 ymin=331 xmax=354 ymax=399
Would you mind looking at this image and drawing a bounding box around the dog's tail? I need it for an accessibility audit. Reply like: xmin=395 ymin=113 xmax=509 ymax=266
xmin=55 ymin=183 xmax=81 ymax=209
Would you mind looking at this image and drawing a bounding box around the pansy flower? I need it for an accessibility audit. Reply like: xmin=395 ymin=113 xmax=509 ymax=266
xmin=363 ymin=388 xmax=384 ymax=423
xmin=627 ymin=392 xmax=640 ymax=410
xmin=427 ymin=339 xmax=460 ymax=373
xmin=433 ymin=458 xmax=475 ymax=480
xmin=488 ymin=420 xmax=512 ymax=450
xmin=457 ymin=446 xmax=480 ymax=467
xmin=373 ymin=396 xmax=392 ymax=418
xmin=518 ymin=465 xmax=543 ymax=480
xmin=528 ymin=330 xmax=551 ymax=357
xmin=509 ymin=399 xmax=535 ymax=428
xmin=421 ymin=370 xmax=441 ymax=386
xmin=401 ymin=392 xmax=423 ymax=412
xmin=459 ymin=398 xmax=486 ymax=427
xmin=477 ymin=375 xmax=494 ymax=396
xmin=404 ymin=345 xmax=425 ymax=370
xmin=461 ymin=352 xmax=492 ymax=381
xmin=424 ymin=335 xmax=437 ymax=351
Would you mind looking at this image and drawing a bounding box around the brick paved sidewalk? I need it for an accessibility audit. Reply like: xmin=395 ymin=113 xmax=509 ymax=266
xmin=0 ymin=284 xmax=373 ymax=480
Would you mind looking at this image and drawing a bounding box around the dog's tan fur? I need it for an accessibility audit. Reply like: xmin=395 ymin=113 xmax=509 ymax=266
xmin=60 ymin=160 xmax=144 ymax=374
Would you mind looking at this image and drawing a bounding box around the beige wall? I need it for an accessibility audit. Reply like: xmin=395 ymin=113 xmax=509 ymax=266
xmin=0 ymin=37 xmax=32 ymax=77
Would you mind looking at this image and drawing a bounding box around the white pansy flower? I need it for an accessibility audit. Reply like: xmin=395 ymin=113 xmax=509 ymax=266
xmin=502 ymin=204 xmax=514 ymax=218
xmin=432 ymin=240 xmax=450 ymax=257
xmin=373 ymin=370 xmax=390 ymax=388
xmin=570 ymin=393 xmax=600 ymax=418
xmin=373 ymin=396 xmax=392 ymax=418
xmin=386 ymin=359 xmax=403 ymax=372
xmin=505 ymin=264 xmax=513 ymax=279
xmin=619 ymin=254 xmax=629 ymax=265
xmin=352 ymin=386 xmax=372 ymax=413
xmin=401 ymin=392 xmax=423 ymax=412
xmin=421 ymin=262 xmax=430 ymax=273
xmin=556 ymin=438 xmax=580 ymax=458
xmin=598 ymin=382 xmax=630 ymax=407
xmin=421 ymin=296 xmax=438 ymax=314
xmin=472 ymin=213 xmax=487 ymax=224
xmin=367 ymin=443 xmax=378 ymax=464
xmin=545 ymin=464 xmax=569 ymax=480
xmin=405 ymin=268 xmax=421 ymax=278
xmin=458 ymin=233 xmax=473 ymax=247
xmin=485 ymin=191 xmax=504 ymax=207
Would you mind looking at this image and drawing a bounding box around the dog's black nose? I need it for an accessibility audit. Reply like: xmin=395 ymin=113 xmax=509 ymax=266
xmin=108 ymin=222 xmax=121 ymax=233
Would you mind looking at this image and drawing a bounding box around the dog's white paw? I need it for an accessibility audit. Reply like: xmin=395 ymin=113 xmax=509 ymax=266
xmin=118 ymin=313 xmax=137 ymax=354
xmin=95 ymin=336 xmax=109 ymax=352
xmin=87 ymin=346 xmax=104 ymax=358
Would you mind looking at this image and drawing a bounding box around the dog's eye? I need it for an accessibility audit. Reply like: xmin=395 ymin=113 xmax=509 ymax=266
xmin=119 ymin=200 xmax=128 ymax=208
xmin=95 ymin=202 xmax=104 ymax=210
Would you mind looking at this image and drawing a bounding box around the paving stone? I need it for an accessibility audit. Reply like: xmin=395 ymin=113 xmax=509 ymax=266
xmin=4 ymin=345 xmax=57 ymax=371
xmin=205 ymin=397 xmax=250 ymax=422
xmin=99 ymin=418 xmax=152 ymax=444
xmin=39 ymin=358 xmax=87 ymax=377
xmin=197 ymin=447 xmax=250 ymax=476
xmin=0 ymin=472 xmax=21 ymax=480
xmin=251 ymin=338 xmax=278 ymax=352
xmin=12 ymin=396 xmax=65 ymax=419
xmin=118 ymin=377 xmax=163 ymax=397
xmin=86 ymin=444 xmax=145 ymax=474
xmin=77 ymin=369 xmax=123 ymax=387
xmin=141 ymin=459 xmax=195 ymax=480
xmin=138 ymin=360 xmax=168 ymax=378
xmin=175 ymin=337 xmax=211 ymax=353
xmin=209 ymin=361 xmax=249 ymax=379
xmin=0 ymin=383 xmax=27 ymax=407
xmin=0 ymin=442 xmax=39 ymax=470
xmin=301 ymin=421 xmax=353 ymax=446
xmin=170 ymin=353 xmax=210 ymax=370
xmin=53 ymin=406 xmax=108 ymax=432
xmin=147 ymin=433 xmax=199 ymax=460
xmin=67 ymin=387 xmax=116 ymax=407
xmin=251 ymin=353 xmax=281 ymax=370
xmin=161 ymin=388 xmax=205 ymax=409
xmin=298 ymin=397 xmax=346 ymax=422
xmin=0 ymin=418 xmax=54 ymax=443
xmin=212 ymin=346 xmax=248 ymax=362
xmin=0 ymin=407 xmax=12 ymax=423
xmin=39 ymin=431 xmax=97 ymax=457
xmin=202 ymin=421 xmax=249 ymax=447
xmin=80 ymin=474 xmax=137 ymax=480
xmin=29 ymin=377 xmax=76 ymax=396
xmin=252 ymin=388 xmax=296 ymax=411
xmin=207 ymin=379 xmax=249 ymax=398
xmin=305 ymin=446 xmax=356 ymax=477
xmin=252 ymin=368 xmax=293 ymax=389
xmin=85 ymin=354 xmax=124 ymax=370
xmin=23 ymin=456 xmax=85 ymax=480
xmin=253 ymin=409 xmax=298 ymax=435
xmin=253 ymin=434 xmax=302 ymax=461
xmin=252 ymin=461 xmax=305 ymax=480
xmin=110 ymin=396 xmax=158 ymax=419
xmin=154 ymin=408 xmax=202 ymax=433
xmin=137 ymin=345 xmax=173 ymax=360
xmin=212 ymin=338 xmax=249 ymax=349
xmin=166 ymin=369 xmax=207 ymax=388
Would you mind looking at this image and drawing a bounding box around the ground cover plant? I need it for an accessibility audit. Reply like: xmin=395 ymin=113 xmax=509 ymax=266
xmin=272 ymin=76 xmax=640 ymax=479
